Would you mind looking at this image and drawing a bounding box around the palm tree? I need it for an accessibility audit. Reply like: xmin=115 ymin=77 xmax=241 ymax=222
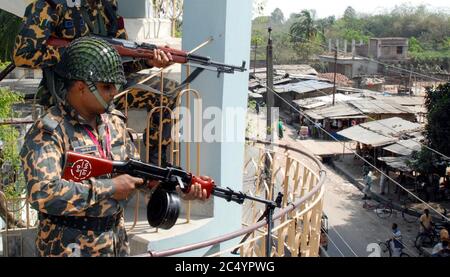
xmin=289 ymin=10 xmax=318 ymax=44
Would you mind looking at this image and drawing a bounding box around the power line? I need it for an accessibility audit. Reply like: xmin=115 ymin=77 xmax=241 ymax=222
xmin=324 ymin=170 xmax=420 ymax=257
xmin=328 ymin=225 xmax=359 ymax=257
xmin=321 ymin=227 xmax=346 ymax=257
xmin=264 ymin=40 xmax=449 ymax=160
xmin=255 ymin=79 xmax=449 ymax=221
xmin=291 ymin=76 xmax=450 ymax=160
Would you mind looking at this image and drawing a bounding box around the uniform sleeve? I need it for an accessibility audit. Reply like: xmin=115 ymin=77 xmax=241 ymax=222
xmin=13 ymin=0 xmax=63 ymax=69
xmin=20 ymin=126 xmax=116 ymax=216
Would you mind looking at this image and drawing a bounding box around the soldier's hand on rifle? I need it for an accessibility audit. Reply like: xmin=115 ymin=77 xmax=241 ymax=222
xmin=112 ymin=174 xmax=144 ymax=200
xmin=146 ymin=48 xmax=173 ymax=68
xmin=176 ymin=176 xmax=211 ymax=201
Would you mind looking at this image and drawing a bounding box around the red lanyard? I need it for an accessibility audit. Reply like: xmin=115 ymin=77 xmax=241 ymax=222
xmin=83 ymin=117 xmax=111 ymax=159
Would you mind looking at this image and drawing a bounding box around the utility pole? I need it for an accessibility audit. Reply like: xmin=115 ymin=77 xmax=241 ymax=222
xmin=253 ymin=41 xmax=258 ymax=76
xmin=266 ymin=27 xmax=274 ymax=142
xmin=332 ymin=48 xmax=337 ymax=106
xmin=264 ymin=26 xmax=275 ymax=258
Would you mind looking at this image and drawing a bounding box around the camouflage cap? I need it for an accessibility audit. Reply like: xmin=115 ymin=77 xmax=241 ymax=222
xmin=54 ymin=36 xmax=126 ymax=85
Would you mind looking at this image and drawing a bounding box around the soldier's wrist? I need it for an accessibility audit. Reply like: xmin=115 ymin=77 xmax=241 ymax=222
xmin=90 ymin=178 xmax=116 ymax=202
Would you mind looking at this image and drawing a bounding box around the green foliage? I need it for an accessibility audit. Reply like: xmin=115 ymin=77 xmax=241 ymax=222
xmin=0 ymin=88 xmax=24 ymax=198
xmin=252 ymin=4 xmax=450 ymax=68
xmin=424 ymin=83 xmax=450 ymax=157
xmin=291 ymin=37 xmax=323 ymax=62
xmin=0 ymin=10 xmax=22 ymax=62
xmin=270 ymin=8 xmax=285 ymax=25
xmin=174 ymin=19 xmax=182 ymax=38
xmin=408 ymin=148 xmax=438 ymax=175
xmin=289 ymin=10 xmax=317 ymax=43
xmin=409 ymin=37 xmax=424 ymax=53
xmin=0 ymin=61 xmax=10 ymax=71
xmin=248 ymin=100 xmax=257 ymax=111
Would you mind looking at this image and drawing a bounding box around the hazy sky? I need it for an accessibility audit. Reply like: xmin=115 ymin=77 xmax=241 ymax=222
xmin=263 ymin=0 xmax=450 ymax=19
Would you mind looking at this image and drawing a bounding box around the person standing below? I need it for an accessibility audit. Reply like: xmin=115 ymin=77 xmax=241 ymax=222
xmin=432 ymin=228 xmax=449 ymax=256
xmin=434 ymin=240 xmax=450 ymax=257
xmin=278 ymin=119 xmax=284 ymax=140
xmin=389 ymin=223 xmax=404 ymax=257
xmin=419 ymin=209 xmax=433 ymax=235
xmin=362 ymin=170 xmax=374 ymax=200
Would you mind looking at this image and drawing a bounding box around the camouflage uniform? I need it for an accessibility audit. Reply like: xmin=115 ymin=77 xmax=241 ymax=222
xmin=13 ymin=0 xmax=177 ymax=165
xmin=20 ymin=104 xmax=137 ymax=257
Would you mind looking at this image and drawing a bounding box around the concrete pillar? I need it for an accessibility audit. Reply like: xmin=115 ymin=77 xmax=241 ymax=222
xmin=335 ymin=39 xmax=340 ymax=53
xmin=328 ymin=39 xmax=332 ymax=52
xmin=150 ymin=0 xmax=252 ymax=256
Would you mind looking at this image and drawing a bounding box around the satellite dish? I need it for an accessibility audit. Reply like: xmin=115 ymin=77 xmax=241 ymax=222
xmin=0 ymin=0 xmax=33 ymax=17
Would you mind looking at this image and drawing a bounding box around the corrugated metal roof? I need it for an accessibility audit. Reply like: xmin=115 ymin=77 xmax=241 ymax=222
xmin=359 ymin=117 xmax=422 ymax=137
xmin=378 ymin=156 xmax=412 ymax=172
xmin=248 ymin=90 xmax=263 ymax=98
xmin=293 ymin=93 xmax=359 ymax=109
xmin=338 ymin=125 xmax=396 ymax=147
xmin=304 ymin=103 xmax=367 ymax=120
xmin=274 ymin=80 xmax=334 ymax=94
xmin=383 ymin=139 xmax=422 ymax=156
xmin=337 ymin=117 xmax=423 ymax=147
xmin=349 ymin=99 xmax=413 ymax=114
xmin=248 ymin=91 xmax=263 ymax=99
xmin=369 ymin=95 xmax=425 ymax=106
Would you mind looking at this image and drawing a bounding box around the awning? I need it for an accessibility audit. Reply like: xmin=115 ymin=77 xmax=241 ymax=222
xmin=378 ymin=156 xmax=412 ymax=172
xmin=383 ymin=139 xmax=422 ymax=156
xmin=248 ymin=91 xmax=263 ymax=99
xmin=337 ymin=125 xmax=396 ymax=147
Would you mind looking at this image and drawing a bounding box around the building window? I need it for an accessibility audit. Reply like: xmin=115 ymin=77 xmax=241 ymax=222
xmin=397 ymin=46 xmax=403 ymax=54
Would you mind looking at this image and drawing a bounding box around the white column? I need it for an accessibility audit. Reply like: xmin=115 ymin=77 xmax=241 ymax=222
xmin=177 ymin=0 xmax=251 ymax=255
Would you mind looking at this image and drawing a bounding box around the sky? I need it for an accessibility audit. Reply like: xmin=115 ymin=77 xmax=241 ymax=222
xmin=262 ymin=0 xmax=450 ymax=19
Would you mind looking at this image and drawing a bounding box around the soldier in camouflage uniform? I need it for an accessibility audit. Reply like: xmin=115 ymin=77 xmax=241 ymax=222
xmin=20 ymin=37 xmax=207 ymax=257
xmin=13 ymin=0 xmax=177 ymax=165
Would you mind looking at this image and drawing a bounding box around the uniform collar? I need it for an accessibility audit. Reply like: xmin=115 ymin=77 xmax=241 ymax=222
xmin=59 ymin=102 xmax=104 ymax=128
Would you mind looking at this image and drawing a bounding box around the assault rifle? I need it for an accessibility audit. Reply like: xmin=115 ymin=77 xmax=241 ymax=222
xmin=47 ymin=36 xmax=247 ymax=75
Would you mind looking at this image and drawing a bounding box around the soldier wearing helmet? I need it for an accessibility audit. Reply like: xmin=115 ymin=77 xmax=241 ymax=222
xmin=13 ymin=0 xmax=177 ymax=165
xmin=20 ymin=37 xmax=207 ymax=257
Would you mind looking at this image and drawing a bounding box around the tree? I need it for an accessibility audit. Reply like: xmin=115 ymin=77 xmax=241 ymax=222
xmin=270 ymin=8 xmax=285 ymax=25
xmin=424 ymin=82 xmax=450 ymax=157
xmin=409 ymin=37 xmax=424 ymax=53
xmin=316 ymin=16 xmax=335 ymax=34
xmin=289 ymin=10 xmax=317 ymax=43
xmin=0 ymin=10 xmax=22 ymax=62
xmin=343 ymin=6 xmax=356 ymax=22
xmin=0 ymin=87 xmax=26 ymax=229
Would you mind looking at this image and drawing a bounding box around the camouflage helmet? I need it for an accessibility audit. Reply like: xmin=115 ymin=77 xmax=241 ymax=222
xmin=54 ymin=36 xmax=126 ymax=85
